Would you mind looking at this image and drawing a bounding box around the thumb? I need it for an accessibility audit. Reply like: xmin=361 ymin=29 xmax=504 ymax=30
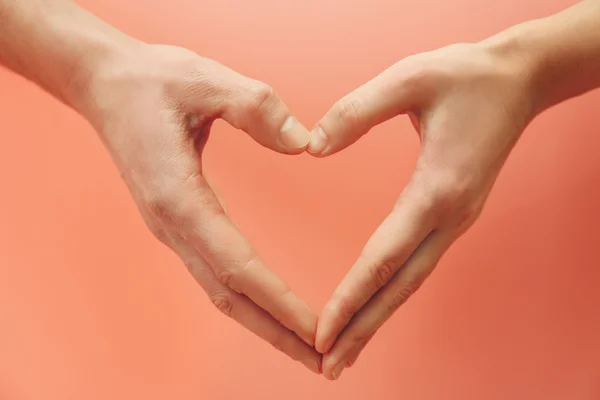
xmin=220 ymin=78 xmax=310 ymax=155
xmin=308 ymin=61 xmax=423 ymax=157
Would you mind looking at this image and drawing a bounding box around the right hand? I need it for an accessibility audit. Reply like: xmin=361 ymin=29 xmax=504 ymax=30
xmin=73 ymin=42 xmax=321 ymax=373
xmin=308 ymin=41 xmax=538 ymax=379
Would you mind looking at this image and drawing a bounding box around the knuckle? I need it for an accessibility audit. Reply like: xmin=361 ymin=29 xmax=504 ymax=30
xmin=440 ymin=176 xmax=470 ymax=204
xmin=210 ymin=293 xmax=235 ymax=317
xmin=400 ymin=58 xmax=440 ymax=96
xmin=215 ymin=268 xmax=235 ymax=287
xmin=348 ymin=331 xmax=369 ymax=347
xmin=454 ymin=200 xmax=484 ymax=230
xmin=419 ymin=169 xmax=485 ymax=230
xmin=146 ymin=197 xmax=171 ymax=221
xmin=368 ymin=260 xmax=396 ymax=290
xmin=334 ymin=97 xmax=363 ymax=128
xmin=148 ymin=223 xmax=170 ymax=244
xmin=334 ymin=295 xmax=360 ymax=322
xmin=437 ymin=168 xmax=481 ymax=205
xmin=413 ymin=170 xmax=474 ymax=221
xmin=146 ymin=194 xmax=179 ymax=227
xmin=387 ymin=281 xmax=421 ymax=312
xmin=433 ymin=176 xmax=467 ymax=208
xmin=244 ymin=83 xmax=276 ymax=118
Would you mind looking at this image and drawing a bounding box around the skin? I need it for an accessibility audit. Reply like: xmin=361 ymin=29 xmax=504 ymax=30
xmin=0 ymin=0 xmax=322 ymax=374
xmin=2 ymin=0 xmax=600 ymax=382
xmin=309 ymin=0 xmax=600 ymax=380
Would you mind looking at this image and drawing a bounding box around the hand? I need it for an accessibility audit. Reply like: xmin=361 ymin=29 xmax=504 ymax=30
xmin=76 ymin=42 xmax=321 ymax=373
xmin=308 ymin=42 xmax=537 ymax=379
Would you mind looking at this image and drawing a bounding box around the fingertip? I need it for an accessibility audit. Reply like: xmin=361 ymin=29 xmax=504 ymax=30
xmin=293 ymin=301 xmax=318 ymax=347
xmin=315 ymin=320 xmax=335 ymax=354
xmin=315 ymin=335 xmax=333 ymax=355
xmin=331 ymin=363 xmax=345 ymax=380
xmin=307 ymin=126 xmax=329 ymax=156
xmin=322 ymin=353 xmax=343 ymax=380
xmin=279 ymin=116 xmax=310 ymax=153
xmin=302 ymin=354 xmax=322 ymax=375
xmin=299 ymin=325 xmax=316 ymax=348
xmin=314 ymin=329 xmax=326 ymax=354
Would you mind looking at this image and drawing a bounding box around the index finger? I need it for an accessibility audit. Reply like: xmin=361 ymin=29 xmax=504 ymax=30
xmin=315 ymin=185 xmax=438 ymax=353
xmin=308 ymin=59 xmax=425 ymax=157
xmin=167 ymin=234 xmax=321 ymax=374
xmin=166 ymin=175 xmax=318 ymax=346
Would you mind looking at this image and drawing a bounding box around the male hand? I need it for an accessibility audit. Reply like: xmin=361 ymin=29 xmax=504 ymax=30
xmin=77 ymin=43 xmax=321 ymax=373
xmin=308 ymin=42 xmax=537 ymax=379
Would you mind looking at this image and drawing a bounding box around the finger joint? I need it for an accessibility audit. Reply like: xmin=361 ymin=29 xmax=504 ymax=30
xmin=387 ymin=281 xmax=421 ymax=312
xmin=211 ymin=293 xmax=235 ymax=317
xmin=245 ymin=83 xmax=276 ymax=119
xmin=335 ymin=98 xmax=363 ymax=129
xmin=215 ymin=268 xmax=235 ymax=288
xmin=334 ymin=295 xmax=360 ymax=322
xmin=368 ymin=260 xmax=396 ymax=290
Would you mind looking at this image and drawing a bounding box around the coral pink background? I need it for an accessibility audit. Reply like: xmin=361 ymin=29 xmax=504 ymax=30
xmin=1 ymin=0 xmax=599 ymax=398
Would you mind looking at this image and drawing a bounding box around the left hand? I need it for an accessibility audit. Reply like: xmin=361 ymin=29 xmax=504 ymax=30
xmin=307 ymin=41 xmax=538 ymax=379
xmin=74 ymin=42 xmax=321 ymax=373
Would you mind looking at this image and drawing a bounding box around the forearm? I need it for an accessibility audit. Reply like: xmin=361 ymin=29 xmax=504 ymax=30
xmin=483 ymin=0 xmax=600 ymax=114
xmin=0 ymin=0 xmax=139 ymax=112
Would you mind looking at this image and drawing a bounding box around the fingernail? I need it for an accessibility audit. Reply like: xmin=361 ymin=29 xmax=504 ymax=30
xmin=280 ymin=116 xmax=309 ymax=150
xmin=308 ymin=126 xmax=328 ymax=155
xmin=331 ymin=363 xmax=345 ymax=380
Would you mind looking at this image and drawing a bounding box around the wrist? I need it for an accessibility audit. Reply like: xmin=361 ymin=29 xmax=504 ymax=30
xmin=479 ymin=20 xmax=550 ymax=118
xmin=481 ymin=1 xmax=600 ymax=117
xmin=65 ymin=35 xmax=143 ymax=121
